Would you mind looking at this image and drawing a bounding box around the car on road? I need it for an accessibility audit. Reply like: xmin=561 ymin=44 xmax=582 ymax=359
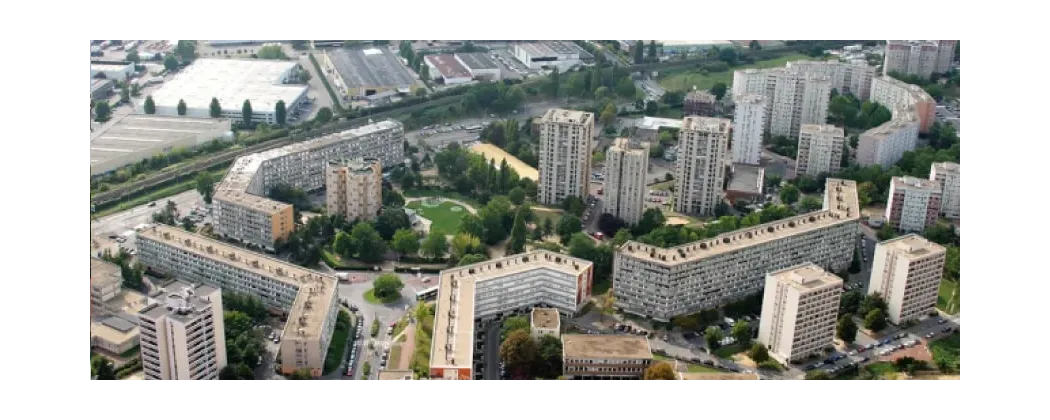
xmin=847 ymin=350 xmax=857 ymax=356
xmin=937 ymin=319 xmax=947 ymax=324
xmin=941 ymin=326 xmax=953 ymax=333
xmin=880 ymin=338 xmax=893 ymax=346
xmin=148 ymin=202 xmax=157 ymax=207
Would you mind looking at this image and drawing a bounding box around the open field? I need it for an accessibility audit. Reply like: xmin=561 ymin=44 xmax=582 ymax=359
xmin=658 ymin=53 xmax=812 ymax=92
xmin=532 ymin=207 xmax=564 ymax=228
xmin=937 ymin=279 xmax=959 ymax=314
xmin=406 ymin=200 xmax=466 ymax=235
xmin=470 ymin=143 xmax=539 ymax=181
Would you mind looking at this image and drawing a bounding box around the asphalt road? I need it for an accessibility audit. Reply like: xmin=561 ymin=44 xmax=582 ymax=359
xmin=90 ymin=189 xmax=205 ymax=259
xmin=483 ymin=322 xmax=501 ymax=380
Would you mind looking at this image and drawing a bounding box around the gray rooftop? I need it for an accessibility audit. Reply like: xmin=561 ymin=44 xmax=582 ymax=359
xmin=728 ymin=164 xmax=764 ymax=195
xmin=91 ymin=114 xmax=231 ymax=172
xmin=327 ymin=47 xmax=419 ymax=89
xmin=455 ymin=52 xmax=498 ymax=70
xmin=101 ymin=316 xmax=137 ymax=333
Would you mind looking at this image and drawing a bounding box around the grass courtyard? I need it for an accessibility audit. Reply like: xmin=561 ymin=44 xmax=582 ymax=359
xmin=406 ymin=200 xmax=468 ymax=235
xmin=929 ymin=332 xmax=960 ymax=374
xmin=658 ymin=53 xmax=812 ymax=92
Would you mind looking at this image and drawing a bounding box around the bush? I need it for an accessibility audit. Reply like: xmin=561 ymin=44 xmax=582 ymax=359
xmin=370 ymin=319 xmax=380 ymax=338
xmin=758 ymin=360 xmax=783 ymax=372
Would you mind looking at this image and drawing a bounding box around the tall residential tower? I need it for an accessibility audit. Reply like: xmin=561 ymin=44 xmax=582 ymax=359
xmin=537 ymin=109 xmax=594 ymax=206
xmin=674 ymin=116 xmax=730 ymax=216
xmin=604 ymin=138 xmax=650 ymax=225
xmin=138 ymin=281 xmax=227 ymax=380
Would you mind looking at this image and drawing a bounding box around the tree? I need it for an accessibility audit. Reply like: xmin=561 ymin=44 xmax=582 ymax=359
xmin=501 ymin=316 xmax=531 ymax=340
xmin=143 ymin=95 xmax=156 ymax=114
xmin=163 ymin=54 xmax=179 ymax=71
xmin=315 ymin=107 xmax=333 ymax=124
xmin=837 ymin=314 xmax=858 ymax=343
xmin=275 ymin=100 xmax=287 ymax=126
xmin=594 ymin=86 xmax=609 ymax=101
xmin=126 ymin=50 xmax=141 ymax=62
xmin=458 ymin=213 xmax=486 ymax=240
xmin=93 ymin=357 xmax=117 ymax=380
xmin=731 ymin=321 xmax=752 ymax=347
xmin=779 ymin=184 xmax=800 ymax=204
xmin=561 ymin=195 xmax=585 ymax=217
xmin=375 ymin=208 xmax=411 ymax=240
xmin=536 ymin=335 xmax=563 ymax=379
xmin=419 ymin=230 xmax=448 ymax=260
xmin=876 ymin=224 xmax=898 ymax=241
xmin=451 ymin=233 xmax=481 ymax=261
xmin=863 ymin=308 xmax=887 ymax=332
xmin=175 ymin=40 xmax=196 ymax=63
xmin=507 ymin=207 xmax=528 ymax=255
xmin=94 ymin=101 xmax=111 ymax=122
xmin=616 ymin=77 xmax=637 ymax=98
xmin=634 ymin=208 xmax=666 ymax=236
xmin=209 ymin=97 xmax=222 ymax=118
xmin=840 ymin=291 xmax=863 ymax=316
xmin=373 ymin=273 xmax=405 ymax=300
xmin=644 ymin=100 xmax=658 ymax=116
xmin=120 ymin=84 xmax=130 ymax=103
xmin=612 ymin=229 xmax=633 ymax=246
xmin=333 ymin=231 xmax=355 ymax=259
xmin=647 ymin=41 xmax=658 ymax=63
xmin=704 ymin=326 xmax=723 ymax=349
xmin=798 ymin=195 xmax=822 ymax=212
xmin=176 ymin=99 xmax=187 ymax=116
xmin=597 ymin=213 xmax=627 ymax=237
xmin=390 ymin=229 xmax=420 ymax=260
xmin=541 ymin=218 xmax=554 ymax=239
xmin=748 ymin=343 xmax=770 ymax=363
xmin=600 ymin=102 xmax=617 ymax=126
xmin=548 ymin=67 xmax=560 ymax=98
xmin=350 ymin=222 xmax=387 ymax=263
xmin=714 ymin=201 xmax=731 ymax=217
xmin=749 ymin=40 xmax=761 ymax=51
xmin=241 ymin=100 xmax=253 ymax=126
xmin=290 ymin=369 xmax=313 ymax=380
xmin=644 ymin=361 xmax=677 ymax=380
xmin=859 ymin=293 xmax=889 ymax=317
xmin=633 ymin=40 xmax=644 ymax=64
xmin=195 ymin=172 xmax=215 ymax=204
xmin=709 ymin=82 xmax=728 ymax=100
xmin=556 ymin=215 xmax=583 ymax=244
xmin=508 ymin=186 xmax=526 ymax=205
xmin=805 ymin=370 xmax=831 ymax=380
xmin=500 ymin=330 xmax=538 ymax=376
xmin=457 ymin=253 xmax=488 ymax=266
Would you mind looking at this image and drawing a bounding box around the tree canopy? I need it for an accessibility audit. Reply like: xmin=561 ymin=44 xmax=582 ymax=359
xmin=643 ymin=362 xmax=677 ymax=380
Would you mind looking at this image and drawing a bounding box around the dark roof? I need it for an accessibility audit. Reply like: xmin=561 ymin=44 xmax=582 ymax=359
xmin=101 ymin=316 xmax=137 ymax=333
xmin=455 ymin=52 xmax=498 ymax=70
xmin=327 ymin=47 xmax=418 ymax=89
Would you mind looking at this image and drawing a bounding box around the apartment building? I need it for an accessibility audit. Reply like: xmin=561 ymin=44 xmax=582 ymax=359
xmin=796 ymin=124 xmax=845 ymax=177
xmin=684 ymin=90 xmax=717 ymax=117
xmin=213 ymin=120 xmax=404 ymax=250
xmin=786 ymin=60 xmax=876 ymax=100
xmin=757 ymin=263 xmax=842 ymax=364
xmin=604 ymin=138 xmax=650 ymax=225
xmin=137 ymin=281 xmax=227 ymax=380
xmin=868 ymin=234 xmax=947 ymax=324
xmin=674 ymin=116 xmax=730 ymax=216
xmin=885 ymin=176 xmax=942 ymax=232
xmin=883 ymin=40 xmax=956 ymax=79
xmin=930 ymin=162 xmax=960 ymax=219
xmin=530 ymin=307 xmax=561 ymax=339
xmin=561 ymin=334 xmax=652 ymax=380
xmin=136 ymin=224 xmax=340 ymax=377
xmin=933 ymin=40 xmax=958 ymax=75
xmin=871 ymin=75 xmax=936 ymax=133
xmin=537 ymin=109 xmax=594 ymax=206
xmin=731 ymin=94 xmax=767 ymax=165
xmin=91 ymin=258 xmax=123 ymax=313
xmin=856 ymin=116 xmax=920 ymax=168
xmin=614 ymin=179 xmax=860 ymax=321
xmin=325 ymin=158 xmax=382 ymax=222
xmin=429 ymin=251 xmax=594 ymax=380
xmin=732 ymin=69 xmax=830 ymax=138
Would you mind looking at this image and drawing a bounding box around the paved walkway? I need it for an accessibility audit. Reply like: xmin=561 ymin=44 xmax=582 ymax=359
xmin=404 ymin=197 xmax=479 ymax=215
xmin=396 ymin=324 xmax=416 ymax=370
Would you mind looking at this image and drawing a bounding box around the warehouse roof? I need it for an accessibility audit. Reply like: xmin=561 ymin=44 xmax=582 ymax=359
xmin=424 ymin=54 xmax=472 ymax=80
xmin=516 ymin=41 xmax=593 ymax=60
xmin=147 ymin=58 xmax=306 ymax=113
xmin=327 ymin=47 xmax=419 ymax=89
xmin=455 ymin=52 xmax=498 ymax=70
xmin=90 ymin=114 xmax=231 ymax=173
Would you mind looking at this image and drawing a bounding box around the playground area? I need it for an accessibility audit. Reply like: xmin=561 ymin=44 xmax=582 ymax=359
xmin=406 ymin=198 xmax=469 ymax=235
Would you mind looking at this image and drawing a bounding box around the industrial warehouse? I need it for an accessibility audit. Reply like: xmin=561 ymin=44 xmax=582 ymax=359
xmin=322 ymin=47 xmax=422 ymax=99
xmin=510 ymin=41 xmax=594 ymax=71
xmin=423 ymin=54 xmax=473 ymax=85
xmin=90 ymin=114 xmax=232 ymax=176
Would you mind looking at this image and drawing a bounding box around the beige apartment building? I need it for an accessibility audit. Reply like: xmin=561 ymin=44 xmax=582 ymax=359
xmin=614 ymin=179 xmax=859 ymax=321
xmin=731 ymin=94 xmax=767 ymax=165
xmin=213 ymin=120 xmax=404 ymax=251
xmin=786 ymin=60 xmax=876 ymax=100
xmin=561 ymin=334 xmax=652 ymax=380
xmin=674 ymin=116 xmax=730 ymax=216
xmin=871 ymin=75 xmax=936 ymax=134
xmin=883 ymin=40 xmax=956 ymax=80
xmin=325 ymin=158 xmax=382 ymax=222
xmin=886 ymin=176 xmax=942 ymax=233
xmin=856 ymin=114 xmax=920 ymax=168
xmin=757 ymin=263 xmax=842 ymax=364
xmin=930 ymin=162 xmax=960 ymax=219
xmin=137 ymin=280 xmax=227 ymax=380
xmin=530 ymin=307 xmax=561 ymax=339
xmin=684 ymin=90 xmax=717 ymax=117
xmin=136 ymin=224 xmax=340 ymax=377
xmin=796 ymin=124 xmax=845 ymax=177
xmin=429 ymin=250 xmax=594 ymax=380
xmin=868 ymin=234 xmax=947 ymax=324
xmin=604 ymin=138 xmax=650 ymax=225
xmin=537 ymin=108 xmax=594 ymax=206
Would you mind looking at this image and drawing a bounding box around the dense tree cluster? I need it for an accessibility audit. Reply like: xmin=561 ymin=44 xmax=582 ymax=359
xmin=434 ymin=143 xmax=527 ymax=201
xmin=634 ymin=205 xmax=796 ymax=247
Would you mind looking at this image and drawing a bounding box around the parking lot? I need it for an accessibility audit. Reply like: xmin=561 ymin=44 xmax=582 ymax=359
xmin=90 ymin=189 xmax=205 ymax=259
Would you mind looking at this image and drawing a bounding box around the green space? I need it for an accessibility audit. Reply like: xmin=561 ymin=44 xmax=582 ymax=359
xmin=322 ymin=311 xmax=352 ymax=374
xmin=658 ymin=53 xmax=812 ymax=92
xmin=410 ymin=304 xmax=436 ymax=379
xmin=364 ymin=288 xmax=400 ymax=305
xmin=402 ymin=188 xmax=484 ymax=209
xmin=713 ymin=343 xmax=748 ymax=359
xmin=863 ymin=362 xmax=896 ymax=378
xmin=531 ymin=208 xmax=564 ymax=228
xmin=929 ymin=332 xmax=960 ymax=374
xmin=387 ymin=344 xmax=402 ymax=369
xmin=650 ymin=181 xmax=673 ymax=191
xmin=406 ymin=200 xmax=467 ymax=235
xmin=92 ymin=167 xmax=228 ymax=219
xmin=937 ymin=279 xmax=959 ymax=315
xmin=119 ymin=345 xmax=141 ymax=359
xmin=592 ymin=279 xmax=612 ymax=295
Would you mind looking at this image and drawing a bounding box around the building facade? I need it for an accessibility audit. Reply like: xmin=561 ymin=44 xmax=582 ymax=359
xmin=213 ymin=120 xmax=404 ymax=250
xmin=604 ymin=138 xmax=650 ymax=225
xmin=138 ymin=281 xmax=227 ymax=380
xmin=530 ymin=307 xmax=561 ymax=339
xmin=561 ymin=334 xmax=652 ymax=380
xmin=733 ymin=68 xmax=830 ymax=138
xmin=856 ymin=117 xmax=920 ymax=168
xmin=757 ymin=263 xmax=842 ymax=364
xmin=883 ymin=40 xmax=956 ymax=79
xmin=885 ymin=176 xmax=942 ymax=232
xmin=796 ymin=124 xmax=845 ymax=177
xmin=929 ymin=162 xmax=960 ymax=219
xmin=785 ymin=60 xmax=876 ymax=100
xmin=91 ymin=259 xmax=123 ymax=312
xmin=684 ymin=90 xmax=717 ymax=117
xmin=136 ymin=225 xmax=340 ymax=377
xmin=871 ymin=75 xmax=936 ymax=134
xmin=429 ymin=251 xmax=594 ymax=380
xmin=868 ymin=235 xmax=947 ymax=324
xmin=674 ymin=117 xmax=730 ymax=216
xmin=731 ymin=94 xmax=767 ymax=165
xmin=325 ymin=158 xmax=382 ymax=222
xmin=614 ymin=179 xmax=860 ymax=321
xmin=537 ymin=109 xmax=594 ymax=206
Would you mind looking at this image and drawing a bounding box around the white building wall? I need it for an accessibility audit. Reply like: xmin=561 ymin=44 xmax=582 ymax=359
xmin=604 ymin=140 xmax=650 ymax=225
xmin=930 ymin=163 xmax=960 ymax=219
xmin=731 ymin=94 xmax=767 ymax=165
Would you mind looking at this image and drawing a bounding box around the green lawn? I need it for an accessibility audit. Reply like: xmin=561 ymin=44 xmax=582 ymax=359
xmin=402 ymin=189 xmax=484 ymax=209
xmin=387 ymin=344 xmax=403 ymax=369
xmin=322 ymin=312 xmax=351 ymax=374
xmin=364 ymin=288 xmax=400 ymax=305
xmin=937 ymin=279 xmax=959 ymax=315
xmin=531 ymin=207 xmax=564 ymax=228
xmin=929 ymin=332 xmax=960 ymax=374
xmin=659 ymin=53 xmax=812 ymax=92
xmin=406 ymin=200 xmax=467 ymax=235
xmin=713 ymin=343 xmax=748 ymax=359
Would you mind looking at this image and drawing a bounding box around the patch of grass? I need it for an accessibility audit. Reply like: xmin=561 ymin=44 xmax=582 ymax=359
xmin=864 ymin=362 xmax=897 ymax=378
xmin=402 ymin=189 xmax=484 ymax=209
xmin=658 ymin=53 xmax=812 ymax=92
xmin=322 ymin=311 xmax=351 ymax=374
xmin=411 ymin=304 xmax=436 ymax=379
xmin=531 ymin=207 xmax=564 ymax=228
xmin=364 ymin=288 xmax=400 ymax=305
xmin=650 ymin=181 xmax=674 ymax=191
xmin=929 ymin=332 xmax=960 ymax=374
xmin=653 ymin=354 xmax=720 ymax=373
xmin=387 ymin=344 xmax=403 ymax=369
xmin=119 ymin=345 xmax=141 ymax=359
xmin=937 ymin=279 xmax=959 ymax=315
xmin=405 ymin=200 xmax=467 ymax=235
xmin=713 ymin=343 xmax=747 ymax=359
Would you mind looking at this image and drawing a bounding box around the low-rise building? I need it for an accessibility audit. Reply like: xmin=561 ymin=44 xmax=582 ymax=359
xmin=91 ymin=60 xmax=135 ymax=80
xmin=684 ymin=90 xmax=717 ymax=117
xmin=91 ymin=259 xmax=123 ymax=312
xmin=91 ymin=79 xmax=115 ymax=101
xmin=725 ymin=164 xmax=764 ymax=203
xmin=454 ymin=52 xmax=500 ymax=81
xmin=796 ymin=124 xmax=845 ymax=177
xmin=886 ymin=176 xmax=942 ymax=232
xmin=138 ymin=281 xmax=227 ymax=380
xmin=511 ymin=41 xmax=593 ymax=71
xmin=91 ymin=316 xmax=140 ymax=360
xmin=634 ymin=116 xmax=682 ymax=143
xmin=868 ymin=234 xmax=947 ymax=324
xmin=929 ymin=162 xmax=960 ymax=219
xmin=325 ymin=158 xmax=382 ymax=222
xmin=91 ymin=114 xmax=232 ymax=176
xmin=561 ymin=334 xmax=652 ymax=380
xmin=758 ymin=263 xmax=842 ymax=364
xmin=530 ymin=307 xmax=561 ymax=339
xmin=424 ymin=54 xmax=473 ymax=85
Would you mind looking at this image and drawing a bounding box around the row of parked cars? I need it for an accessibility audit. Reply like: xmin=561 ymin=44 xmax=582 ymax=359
xmin=345 ymin=316 xmax=364 ymax=376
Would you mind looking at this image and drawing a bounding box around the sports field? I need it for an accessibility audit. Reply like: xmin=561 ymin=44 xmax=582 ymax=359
xmin=406 ymin=199 xmax=467 ymax=235
xmin=470 ymin=143 xmax=538 ymax=181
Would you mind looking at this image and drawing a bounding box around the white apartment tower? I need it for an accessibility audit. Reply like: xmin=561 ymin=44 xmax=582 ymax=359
xmin=604 ymin=138 xmax=650 ymax=225
xmin=868 ymin=234 xmax=947 ymax=324
xmin=885 ymin=176 xmax=942 ymax=233
xmin=325 ymin=158 xmax=382 ymax=222
xmin=796 ymin=124 xmax=845 ymax=177
xmin=731 ymin=94 xmax=767 ymax=165
xmin=138 ymin=281 xmax=227 ymax=380
xmin=674 ymin=116 xmax=730 ymax=216
xmin=538 ymin=108 xmax=594 ymax=206
xmin=786 ymin=60 xmax=876 ymax=100
xmin=757 ymin=263 xmax=842 ymax=364
xmin=929 ymin=162 xmax=960 ymax=219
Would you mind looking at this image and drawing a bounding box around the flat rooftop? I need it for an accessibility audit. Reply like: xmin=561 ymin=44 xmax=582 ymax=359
xmin=620 ymin=178 xmax=859 ymax=265
xmin=92 ymin=319 xmax=138 ymax=344
xmin=636 ymin=116 xmax=682 ymax=131
xmin=562 ymin=334 xmax=652 ymax=360
xmin=932 ymin=161 xmax=959 ymax=173
xmin=455 ymin=52 xmax=498 ymax=70
xmin=148 ymin=58 xmax=306 ymax=112
xmin=728 ymin=164 xmax=764 ymax=195
xmin=327 ymin=47 xmax=418 ymax=89
xmin=734 ymin=93 xmax=767 ymax=105
xmin=682 ymin=116 xmax=731 ymax=133
xmin=517 ymin=41 xmax=593 ymax=59
xmin=531 ymin=308 xmax=560 ymax=330
xmin=685 ymin=90 xmax=716 ymax=103
xmin=679 ymin=372 xmax=760 ymax=380
xmin=424 ymin=54 xmax=472 ymax=80
xmin=137 ymin=224 xmax=338 ymax=343
xmin=893 ymin=176 xmax=941 ymax=191
xmin=214 ymin=120 xmax=401 ymax=212
xmin=139 ymin=280 xmax=220 ymax=323
xmin=800 ymin=124 xmax=844 ymax=137
xmin=91 ymin=258 xmax=123 ymax=288
xmin=541 ymin=108 xmax=593 ymax=125
xmin=430 ymin=251 xmax=593 ymax=373
xmin=878 ymin=234 xmax=946 ymax=259
xmin=91 ymin=114 xmax=231 ymax=172
xmin=768 ymin=263 xmax=843 ymax=291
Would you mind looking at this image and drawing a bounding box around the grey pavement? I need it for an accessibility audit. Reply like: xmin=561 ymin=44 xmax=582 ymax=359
xmin=483 ymin=322 xmax=501 ymax=380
